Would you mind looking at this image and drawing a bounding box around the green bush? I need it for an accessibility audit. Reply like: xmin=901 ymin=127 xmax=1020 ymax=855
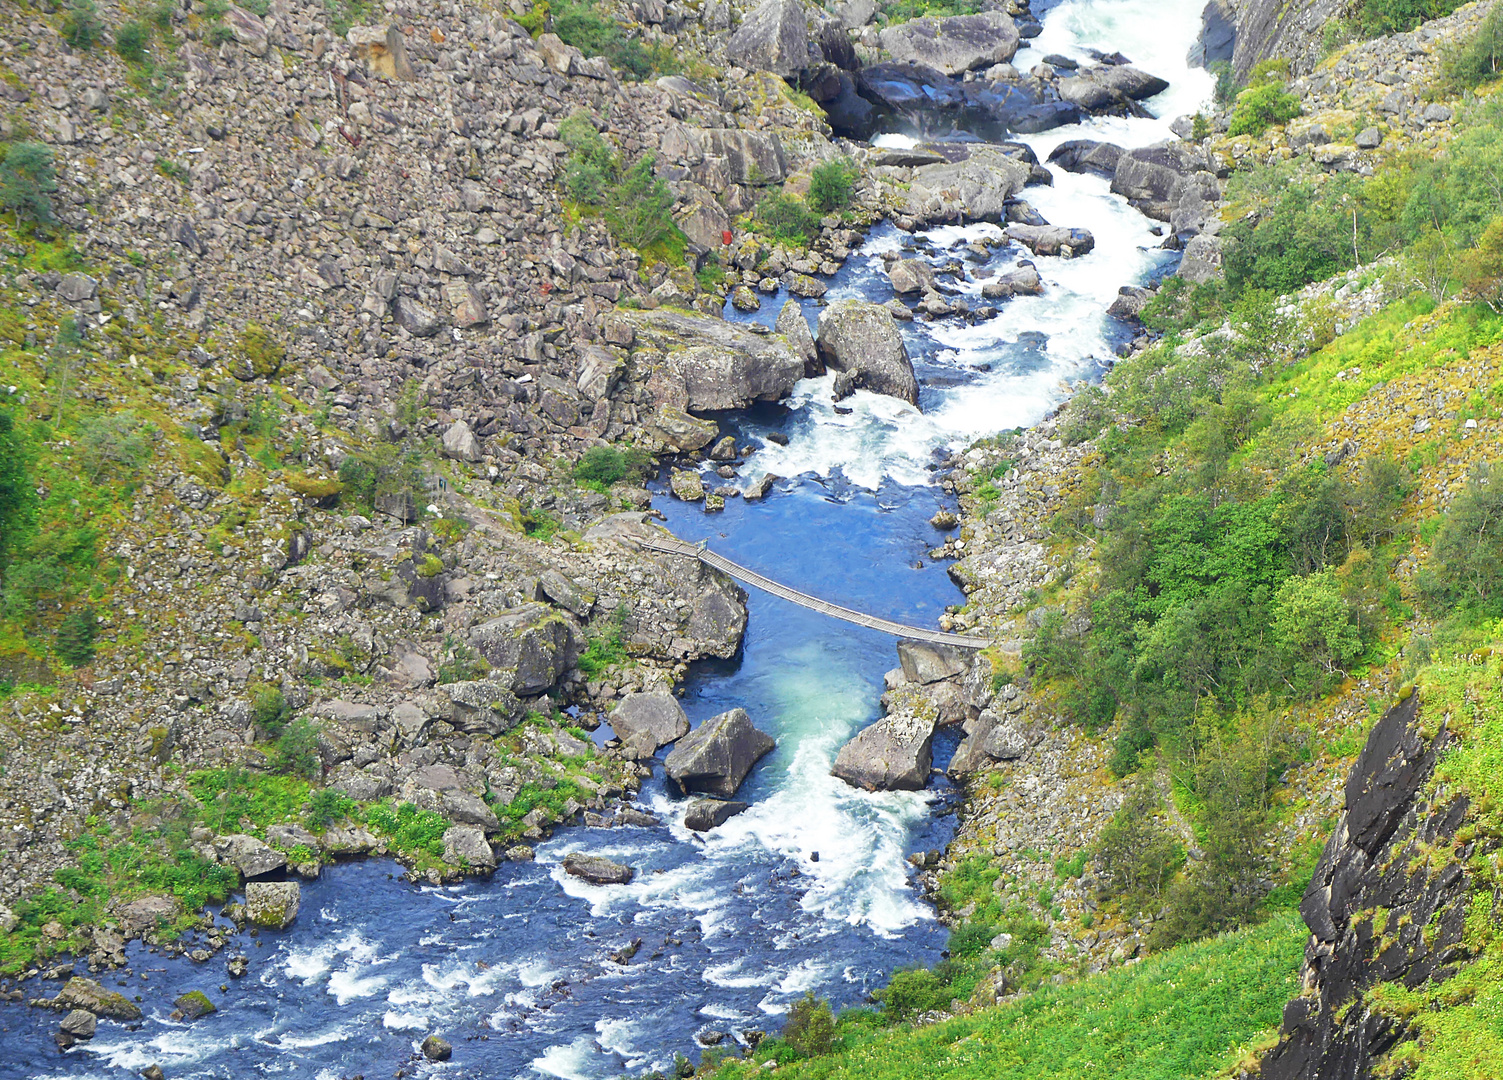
xmin=1421 ymin=461 xmax=1503 ymax=616
xmin=1357 ymin=0 xmax=1458 ymax=36
xmin=0 ymin=142 xmax=59 ymax=227
xmin=115 ymin=19 xmax=150 ymax=63
xmin=250 ymin=684 xmax=291 ymax=737
xmin=782 ymin=993 xmax=836 ymax=1057
xmin=365 ymin=800 xmax=448 ymax=858
xmin=1226 ymin=82 xmax=1303 ymax=138
xmin=573 ymin=444 xmax=651 ymax=488
xmin=559 ymin=111 xmax=616 ymax=204
xmin=1091 ymin=781 xmax=1184 ymax=909
xmin=808 ymin=157 xmax=858 ymax=214
xmin=54 ymin=607 xmax=97 ymax=667
xmin=271 ymin=718 xmax=321 ymax=778
xmin=553 ymin=0 xmax=667 ymax=80
xmin=62 ymin=0 xmax=103 ymax=50
xmin=1058 ymin=385 xmax=1109 ymax=447
xmin=1224 ymin=166 xmax=1358 ymax=295
xmin=755 ymin=191 xmax=822 ymax=246
xmin=305 ymin=788 xmax=356 ymax=831
xmin=1441 ymin=1 xmax=1503 ymax=91
xmin=603 ymin=156 xmax=679 ymax=251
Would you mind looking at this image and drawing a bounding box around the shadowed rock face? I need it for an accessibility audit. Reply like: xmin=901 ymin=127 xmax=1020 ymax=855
xmin=664 ymin=708 xmax=775 ymax=798
xmin=563 ymin=852 xmax=634 ymax=885
xmin=725 ymin=0 xmax=815 ymax=78
xmin=1260 ymin=693 xmax=1480 ymax=1080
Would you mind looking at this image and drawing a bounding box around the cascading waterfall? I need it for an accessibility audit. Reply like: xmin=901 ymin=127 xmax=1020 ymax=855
xmin=0 ymin=2 xmax=1217 ymax=1077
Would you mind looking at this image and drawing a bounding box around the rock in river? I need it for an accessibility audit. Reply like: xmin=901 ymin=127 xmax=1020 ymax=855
xmin=664 ymin=708 xmax=776 ymax=798
xmin=609 ymin=690 xmax=691 ymax=760
xmin=563 ymin=852 xmax=635 ymax=885
xmin=52 ymin=977 xmax=143 ymax=1021
xmin=627 ymin=308 xmax=806 ymax=413
xmin=683 ymin=799 xmax=750 ymax=831
xmin=832 ymin=710 xmax=936 ymax=791
xmin=245 ymin=881 xmax=301 ymax=929
xmin=422 ymin=1034 xmax=454 ymax=1061
xmin=816 ymin=300 xmax=919 ymax=406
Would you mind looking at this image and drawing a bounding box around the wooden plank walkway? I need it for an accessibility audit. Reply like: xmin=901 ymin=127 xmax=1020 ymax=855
xmin=634 ymin=532 xmax=996 ymax=651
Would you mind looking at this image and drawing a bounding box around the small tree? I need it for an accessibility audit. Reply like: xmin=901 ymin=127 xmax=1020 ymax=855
xmin=1227 ymin=82 xmax=1302 ymax=137
xmin=1423 ymin=460 xmax=1503 ymax=613
xmin=1461 ymin=215 xmax=1503 ymax=311
xmin=115 ymin=20 xmax=150 ymax=64
xmin=0 ymin=142 xmax=59 ymax=227
xmin=808 ymin=157 xmax=857 ymax=214
xmin=781 ymin=992 xmax=835 ymax=1057
xmin=271 ymin=718 xmax=322 ymax=778
xmin=1092 ymin=779 xmax=1184 ymax=909
xmin=62 ymin=0 xmax=104 ymax=50
xmin=603 ymin=156 xmax=678 ymax=250
xmin=1272 ymin=569 xmax=1364 ymax=684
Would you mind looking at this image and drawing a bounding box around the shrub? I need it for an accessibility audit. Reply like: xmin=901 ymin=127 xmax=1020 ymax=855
xmin=1227 ymin=82 xmax=1302 ymax=138
xmin=238 ymin=322 xmax=284 ymax=379
xmin=603 ymin=155 xmax=679 ymax=251
xmin=0 ymin=142 xmax=59 ymax=227
xmin=1421 ymin=461 xmax=1503 ymax=615
xmin=1272 ymin=568 xmax=1365 ymax=687
xmin=782 ymin=993 xmax=836 ymax=1057
xmin=553 ymin=0 xmax=663 ymax=80
xmin=1441 ymin=1 xmax=1503 ymax=91
xmin=305 ymin=788 xmax=356 ymax=831
xmin=1091 ymin=781 xmax=1184 ymax=909
xmin=271 ymin=717 xmax=321 ymax=778
xmin=808 ymin=157 xmax=858 ymax=214
xmin=755 ymin=191 xmax=822 ymax=246
xmin=55 ymin=607 xmax=97 ymax=667
xmin=1460 ymin=214 xmax=1503 ymax=310
xmin=250 ymin=684 xmax=291 ymax=737
xmin=0 ymin=410 xmax=36 ymax=585
xmin=1358 ymin=0 xmax=1458 ymax=36
xmin=559 ymin=112 xmax=616 ymax=204
xmin=365 ymin=800 xmax=448 ymax=858
xmin=62 ymin=0 xmax=104 ymax=50
xmin=1059 ymin=385 xmax=1110 ymax=446
xmin=115 ymin=20 xmax=150 ymax=63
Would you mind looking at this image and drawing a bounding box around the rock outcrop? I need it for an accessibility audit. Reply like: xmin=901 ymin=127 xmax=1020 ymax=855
xmin=609 ymin=690 xmax=691 ymax=759
xmin=725 ymin=0 xmax=815 ymax=78
xmin=878 ymin=11 xmax=1021 ymax=75
xmin=1260 ymin=692 xmax=1479 ymax=1079
xmin=664 ymin=708 xmax=776 ymax=798
xmin=831 ymin=710 xmax=936 ymax=791
xmin=245 ymin=881 xmax=301 ymax=929
xmin=562 ymin=852 xmax=635 ymax=885
xmin=627 ymin=309 xmax=807 ymax=413
xmin=816 ymin=300 xmax=919 ymax=405
xmin=51 ymin=977 xmax=143 ymax=1022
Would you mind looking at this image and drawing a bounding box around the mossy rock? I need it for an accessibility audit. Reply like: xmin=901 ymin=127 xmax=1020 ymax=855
xmin=285 ymin=473 xmax=343 ymax=506
xmin=174 ymin=989 xmax=217 ymax=1020
xmin=232 ymin=322 xmax=285 ymax=381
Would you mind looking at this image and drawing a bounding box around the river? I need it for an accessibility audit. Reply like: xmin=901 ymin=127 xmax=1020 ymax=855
xmin=0 ymin=0 xmax=1211 ymax=1075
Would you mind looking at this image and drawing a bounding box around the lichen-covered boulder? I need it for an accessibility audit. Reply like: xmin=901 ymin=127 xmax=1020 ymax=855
xmin=609 ymin=691 xmax=691 ymax=759
xmin=664 ymin=708 xmax=776 ymax=798
xmin=466 ymin=604 xmax=580 ymax=696
xmin=947 ymin=706 xmax=1033 ymax=776
xmin=216 ymin=834 xmax=287 ymax=880
xmin=174 ymin=990 xmax=217 ymax=1020
xmin=442 ymin=825 xmax=497 ymax=872
xmin=905 ymin=145 xmax=1032 ymax=224
xmin=878 ymin=11 xmax=1020 ymax=74
xmin=832 ymin=711 xmax=936 ymax=791
xmin=816 ymin=300 xmax=918 ymax=405
xmin=54 ymin=978 xmax=142 ymax=1021
xmin=725 ymin=0 xmax=814 ymax=78
xmin=628 ymin=309 xmax=806 ymax=414
xmin=245 ymin=881 xmax=300 ymax=929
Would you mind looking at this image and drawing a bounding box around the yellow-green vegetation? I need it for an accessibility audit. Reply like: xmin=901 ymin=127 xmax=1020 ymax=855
xmin=714 ymin=913 xmax=1306 ymax=1080
xmin=557 ymin=111 xmax=689 ymax=268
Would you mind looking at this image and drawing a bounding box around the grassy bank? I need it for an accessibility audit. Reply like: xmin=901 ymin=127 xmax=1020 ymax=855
xmin=716 ymin=913 xmax=1306 ymax=1080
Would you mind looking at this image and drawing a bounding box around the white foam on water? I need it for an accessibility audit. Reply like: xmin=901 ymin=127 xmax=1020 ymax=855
xmin=279 ymin=1024 xmax=356 ymax=1049
xmin=872 ymin=132 xmax=918 ymax=149
xmin=85 ymin=1027 xmax=239 ymax=1072
xmin=383 ymin=1010 xmax=431 ymax=1031
xmin=596 ymin=1016 xmax=653 ymax=1068
xmin=775 ymin=958 xmax=834 ymax=996
xmin=698 ymin=1002 xmax=754 ymax=1021
xmin=327 ymin=965 xmax=390 ymax=1006
xmin=703 ymin=956 xmax=777 ymax=990
xmin=532 ymin=1035 xmax=602 ymax=1080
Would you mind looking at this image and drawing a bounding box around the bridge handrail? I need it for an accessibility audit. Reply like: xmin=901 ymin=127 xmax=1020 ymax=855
xmin=634 ymin=532 xmax=996 ymax=651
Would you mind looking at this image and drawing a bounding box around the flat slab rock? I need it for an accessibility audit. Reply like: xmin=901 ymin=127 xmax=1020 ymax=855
xmin=563 ymin=852 xmax=635 ymax=885
xmin=52 ymin=977 xmax=142 ymax=1021
xmin=664 ymin=708 xmax=776 ymax=798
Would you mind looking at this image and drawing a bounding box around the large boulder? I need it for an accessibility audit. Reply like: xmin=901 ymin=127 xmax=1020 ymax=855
xmin=904 ymin=145 xmax=1032 ymax=225
xmin=609 ymin=690 xmax=691 ymax=760
xmin=896 ymin=641 xmax=970 ymax=685
xmin=53 ymin=977 xmax=143 ymax=1021
xmin=645 ymin=405 xmax=719 ymax=452
xmin=1178 ymin=233 xmax=1224 ymax=284
xmin=775 ymin=300 xmax=818 ymax=372
xmin=1005 ymin=223 xmax=1095 ymax=256
xmin=815 ymin=300 xmax=918 ymax=405
xmin=878 ymin=11 xmax=1020 ymax=74
xmin=1046 ymin=139 xmax=1124 ymax=178
xmin=628 ymin=309 xmax=806 ymax=413
xmin=443 ymin=680 xmax=524 ymax=736
xmin=888 ymin=259 xmax=937 ymax=295
xmin=1110 ymin=141 xmax=1218 ymax=223
xmin=216 ymin=834 xmax=287 ymax=880
xmin=400 ymin=764 xmax=501 ymax=833
xmin=466 ymin=604 xmax=580 ymax=696
xmin=664 ymin=708 xmax=776 ymax=798
xmin=684 ymin=799 xmax=750 ymax=831
xmin=442 ymin=825 xmax=497 ymax=872
xmin=563 ymin=852 xmax=635 ymax=885
xmin=244 ymin=881 xmax=300 ymax=929
xmin=947 ymin=706 xmax=1032 ymax=776
xmin=699 ymin=129 xmax=788 ymax=186
xmin=831 ymin=711 xmax=936 ymax=791
xmin=725 ymin=0 xmax=814 ymax=78
xmin=1058 ymin=65 xmax=1168 ymax=110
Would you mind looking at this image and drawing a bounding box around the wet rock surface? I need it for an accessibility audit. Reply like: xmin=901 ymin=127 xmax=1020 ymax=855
xmin=664 ymin=708 xmax=776 ymax=798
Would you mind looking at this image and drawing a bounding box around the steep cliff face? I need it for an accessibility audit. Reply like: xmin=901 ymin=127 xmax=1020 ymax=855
xmin=1260 ymin=690 xmax=1490 ymax=1079
xmin=1229 ymin=0 xmax=1351 ymax=81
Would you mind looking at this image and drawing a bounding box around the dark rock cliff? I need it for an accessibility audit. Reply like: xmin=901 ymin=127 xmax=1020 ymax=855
xmin=1259 ymin=692 xmax=1484 ymax=1079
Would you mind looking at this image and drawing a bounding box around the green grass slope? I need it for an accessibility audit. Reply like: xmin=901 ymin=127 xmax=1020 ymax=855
xmin=719 ymin=914 xmax=1306 ymax=1080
